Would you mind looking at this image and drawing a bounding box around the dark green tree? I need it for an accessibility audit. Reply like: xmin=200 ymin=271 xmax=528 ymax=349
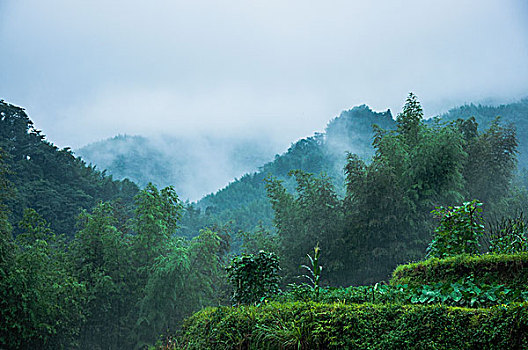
xmin=0 ymin=100 xmax=138 ymax=237
xmin=396 ymin=92 xmax=424 ymax=146
xmin=226 ymin=251 xmax=281 ymax=305
xmin=135 ymin=227 xmax=230 ymax=347
xmin=1 ymin=209 xmax=85 ymax=349
xmin=133 ymin=184 xmax=182 ymax=270
xmin=459 ymin=117 xmax=517 ymax=216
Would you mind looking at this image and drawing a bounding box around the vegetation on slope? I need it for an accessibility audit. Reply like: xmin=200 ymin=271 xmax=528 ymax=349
xmin=392 ymin=253 xmax=528 ymax=289
xmin=76 ymin=133 xmax=279 ymax=201
xmin=74 ymin=99 xmax=528 ymax=243
xmin=266 ymin=94 xmax=521 ymax=286
xmin=180 ymin=99 xmax=528 ymax=241
xmin=1 ymin=95 xmax=528 ymax=349
xmin=176 ymin=190 xmax=528 ymax=350
xmin=0 ymin=100 xmax=139 ymax=236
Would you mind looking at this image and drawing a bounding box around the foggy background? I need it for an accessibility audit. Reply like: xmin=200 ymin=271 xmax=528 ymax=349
xmin=1 ymin=0 xmax=527 ymax=148
xmin=1 ymin=0 xmax=527 ymax=199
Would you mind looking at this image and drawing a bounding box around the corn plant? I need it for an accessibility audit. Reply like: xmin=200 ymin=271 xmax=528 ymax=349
xmin=301 ymin=243 xmax=323 ymax=301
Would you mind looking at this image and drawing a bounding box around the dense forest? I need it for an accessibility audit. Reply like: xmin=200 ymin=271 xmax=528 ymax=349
xmin=0 ymin=101 xmax=139 ymax=237
xmin=0 ymin=102 xmax=230 ymax=348
xmin=267 ymin=94 xmax=521 ymax=285
xmin=77 ymin=99 xmax=528 ymax=243
xmin=1 ymin=95 xmax=528 ymax=349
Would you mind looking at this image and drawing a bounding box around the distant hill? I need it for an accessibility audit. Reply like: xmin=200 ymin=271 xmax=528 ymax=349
xmin=76 ymin=134 xmax=281 ymax=201
xmin=0 ymin=100 xmax=139 ymax=236
xmin=179 ymin=105 xmax=395 ymax=236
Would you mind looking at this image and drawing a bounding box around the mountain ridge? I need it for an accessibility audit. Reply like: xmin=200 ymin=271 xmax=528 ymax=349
xmin=70 ymin=98 xmax=528 ymax=236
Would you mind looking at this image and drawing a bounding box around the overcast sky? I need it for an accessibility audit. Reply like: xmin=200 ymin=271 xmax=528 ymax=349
xmin=1 ymin=0 xmax=527 ymax=149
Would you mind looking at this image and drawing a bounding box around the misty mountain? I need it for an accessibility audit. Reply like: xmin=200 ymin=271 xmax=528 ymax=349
xmin=179 ymin=105 xmax=395 ymax=236
xmin=73 ymin=99 xmax=528 ymax=238
xmin=181 ymin=99 xmax=528 ymax=237
xmin=76 ymin=134 xmax=282 ymax=201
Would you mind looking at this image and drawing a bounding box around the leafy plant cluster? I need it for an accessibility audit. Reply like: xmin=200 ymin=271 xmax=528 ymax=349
xmin=427 ymin=199 xmax=528 ymax=258
xmin=274 ymin=277 xmax=528 ymax=309
xmin=177 ymin=301 xmax=528 ymax=350
xmin=402 ymin=277 xmax=528 ymax=307
xmin=427 ymin=200 xmax=485 ymax=258
xmin=226 ymin=251 xmax=281 ymax=305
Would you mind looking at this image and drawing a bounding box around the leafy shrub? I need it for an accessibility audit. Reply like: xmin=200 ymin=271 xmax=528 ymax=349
xmin=177 ymin=301 xmax=528 ymax=349
xmin=427 ymin=200 xmax=484 ymax=258
xmin=489 ymin=213 xmax=528 ymax=254
xmin=226 ymin=251 xmax=281 ymax=305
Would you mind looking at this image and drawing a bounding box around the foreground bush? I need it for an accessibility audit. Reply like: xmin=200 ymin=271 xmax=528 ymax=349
xmin=177 ymin=301 xmax=528 ymax=349
xmin=392 ymin=253 xmax=528 ymax=289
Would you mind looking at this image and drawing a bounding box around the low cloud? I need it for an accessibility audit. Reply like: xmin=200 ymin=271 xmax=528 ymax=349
xmin=0 ymin=0 xmax=527 ymax=149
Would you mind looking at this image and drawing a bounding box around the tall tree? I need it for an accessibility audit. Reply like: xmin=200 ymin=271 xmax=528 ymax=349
xmin=343 ymin=95 xmax=467 ymax=283
xmin=133 ymin=184 xmax=182 ymax=272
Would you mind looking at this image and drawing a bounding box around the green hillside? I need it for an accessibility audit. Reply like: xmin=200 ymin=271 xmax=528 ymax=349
xmin=439 ymin=99 xmax=528 ymax=167
xmin=0 ymin=100 xmax=139 ymax=236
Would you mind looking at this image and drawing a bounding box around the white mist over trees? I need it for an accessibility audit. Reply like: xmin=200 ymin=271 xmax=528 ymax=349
xmin=76 ymin=134 xmax=282 ymax=201
xmin=1 ymin=1 xmax=526 ymax=149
